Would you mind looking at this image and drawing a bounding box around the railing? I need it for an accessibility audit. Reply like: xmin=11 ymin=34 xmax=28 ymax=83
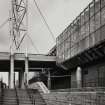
xmin=42 ymin=88 xmax=105 ymax=105
xmin=24 ymin=83 xmax=35 ymax=105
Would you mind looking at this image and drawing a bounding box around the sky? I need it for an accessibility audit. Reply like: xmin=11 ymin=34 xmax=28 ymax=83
xmin=0 ymin=0 xmax=92 ymax=84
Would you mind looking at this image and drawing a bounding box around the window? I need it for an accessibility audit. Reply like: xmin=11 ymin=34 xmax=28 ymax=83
xmin=95 ymin=0 xmax=100 ymax=13
xmin=84 ymin=7 xmax=89 ymax=22
xmin=89 ymin=33 xmax=95 ymax=47
xmin=90 ymin=2 xmax=94 ymax=17
xmin=101 ymin=0 xmax=105 ymax=9
xmin=101 ymin=6 xmax=105 ymax=26
xmin=95 ymin=12 xmax=100 ymax=30
xmin=85 ymin=22 xmax=89 ymax=37
xmin=90 ymin=16 xmax=95 ymax=33
xmin=81 ymin=25 xmax=86 ymax=37
xmin=81 ymin=13 xmax=85 ymax=25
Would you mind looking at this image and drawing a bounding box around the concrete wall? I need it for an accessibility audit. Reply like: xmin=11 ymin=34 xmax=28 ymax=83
xmin=83 ymin=66 xmax=98 ymax=87
xmin=70 ymin=62 xmax=105 ymax=88
xmin=83 ymin=63 xmax=105 ymax=87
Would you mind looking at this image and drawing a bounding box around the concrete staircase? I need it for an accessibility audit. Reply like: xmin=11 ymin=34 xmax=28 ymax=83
xmin=3 ymin=89 xmax=17 ymax=105
xmin=1 ymin=88 xmax=46 ymax=105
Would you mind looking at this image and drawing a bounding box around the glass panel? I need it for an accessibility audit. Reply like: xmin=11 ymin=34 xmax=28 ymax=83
xmin=65 ymin=48 xmax=70 ymax=60
xmin=81 ymin=25 xmax=86 ymax=37
xmin=75 ymin=32 xmax=79 ymax=43
xmin=80 ymin=37 xmax=89 ymax=50
xmin=85 ymin=22 xmax=89 ymax=37
xmin=59 ymin=34 xmax=62 ymax=44
xmin=67 ymin=49 xmax=71 ymax=59
xmin=75 ymin=43 xmax=78 ymax=56
xmin=94 ymin=29 xmax=100 ymax=44
xmin=71 ymin=47 xmax=74 ymax=57
xmin=85 ymin=37 xmax=89 ymax=49
xmin=71 ymin=45 xmax=78 ymax=57
xmin=78 ymin=42 xmax=81 ymax=54
xmin=73 ymin=32 xmax=77 ymax=44
xmin=60 ymin=43 xmax=64 ymax=54
xmin=78 ymin=40 xmax=84 ymax=53
xmin=101 ymin=25 xmax=105 ymax=40
xmin=95 ymin=0 xmax=100 ymax=13
xmin=101 ymin=0 xmax=105 ymax=8
xmin=90 ymin=16 xmax=95 ymax=33
xmin=80 ymin=38 xmax=85 ymax=51
xmin=89 ymin=33 xmax=95 ymax=48
xmin=64 ymin=50 xmax=68 ymax=60
xmin=72 ymin=23 xmax=74 ymax=34
xmin=71 ymin=34 xmax=74 ymax=47
xmin=101 ymin=6 xmax=105 ymax=26
xmin=67 ymin=26 xmax=71 ymax=36
xmin=90 ymin=2 xmax=94 ymax=17
xmin=77 ymin=16 xmax=81 ymax=29
xmin=70 ymin=25 xmax=74 ymax=35
xmin=62 ymin=32 xmax=65 ymax=42
xmin=95 ymin=11 xmax=100 ymax=30
xmin=81 ymin=13 xmax=84 ymax=25
xmin=84 ymin=7 xmax=89 ymax=22
xmin=64 ymin=38 xmax=70 ymax=52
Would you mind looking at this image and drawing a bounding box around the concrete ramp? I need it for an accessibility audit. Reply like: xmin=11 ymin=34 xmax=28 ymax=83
xmin=28 ymin=54 xmax=56 ymax=62
xmin=29 ymin=82 xmax=50 ymax=94
xmin=0 ymin=52 xmax=56 ymax=62
xmin=37 ymin=82 xmax=50 ymax=93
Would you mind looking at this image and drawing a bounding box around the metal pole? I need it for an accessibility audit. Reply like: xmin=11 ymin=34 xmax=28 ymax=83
xmin=25 ymin=57 xmax=28 ymax=86
xmin=25 ymin=0 xmax=28 ymax=56
xmin=10 ymin=54 xmax=14 ymax=88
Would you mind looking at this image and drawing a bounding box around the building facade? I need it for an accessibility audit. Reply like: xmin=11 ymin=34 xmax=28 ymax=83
xmin=56 ymin=0 xmax=105 ymax=88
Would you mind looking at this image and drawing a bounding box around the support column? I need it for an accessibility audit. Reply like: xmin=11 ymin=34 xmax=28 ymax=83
xmin=48 ymin=70 xmax=51 ymax=90
xmin=19 ymin=70 xmax=24 ymax=89
xmin=25 ymin=56 xmax=28 ymax=86
xmin=76 ymin=67 xmax=82 ymax=88
xmin=8 ymin=72 xmax=10 ymax=88
xmin=10 ymin=54 xmax=14 ymax=88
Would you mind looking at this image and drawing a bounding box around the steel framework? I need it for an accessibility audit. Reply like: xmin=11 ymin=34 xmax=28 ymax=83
xmin=10 ymin=0 xmax=28 ymax=52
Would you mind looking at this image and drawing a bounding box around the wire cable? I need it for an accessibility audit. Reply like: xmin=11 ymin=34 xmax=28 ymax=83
xmin=33 ymin=0 xmax=56 ymax=43
xmin=0 ymin=18 xmax=9 ymax=30
xmin=27 ymin=34 xmax=40 ymax=54
xmin=16 ymin=33 xmax=39 ymax=54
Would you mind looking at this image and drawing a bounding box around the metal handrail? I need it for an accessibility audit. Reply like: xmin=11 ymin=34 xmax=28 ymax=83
xmin=42 ymin=89 xmax=105 ymax=105
xmin=14 ymin=85 xmax=19 ymax=105
xmin=24 ymin=83 xmax=35 ymax=105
